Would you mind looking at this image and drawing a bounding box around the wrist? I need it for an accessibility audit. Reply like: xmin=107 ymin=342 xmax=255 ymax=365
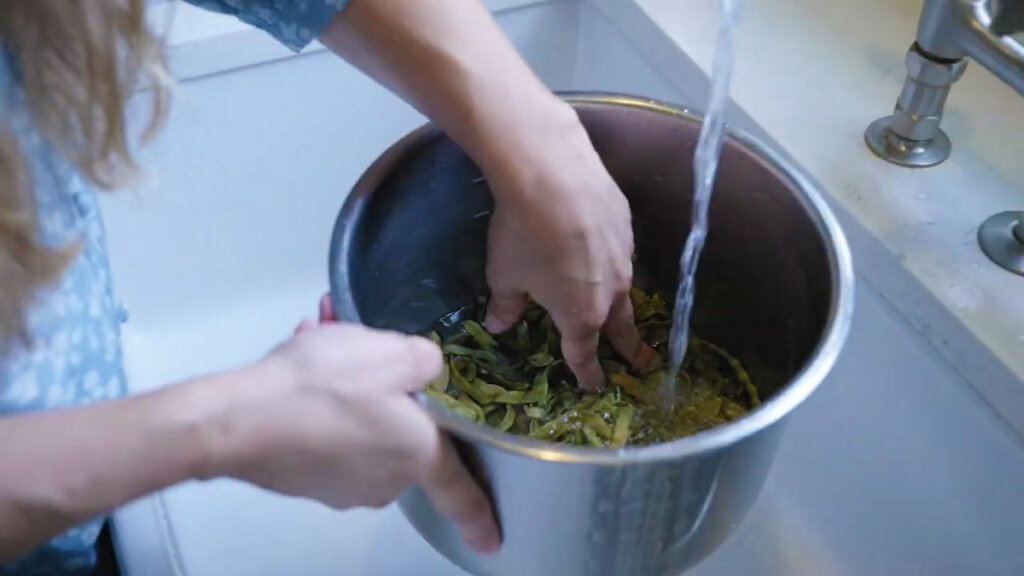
xmin=163 ymin=360 xmax=284 ymax=481
xmin=469 ymin=95 xmax=593 ymax=205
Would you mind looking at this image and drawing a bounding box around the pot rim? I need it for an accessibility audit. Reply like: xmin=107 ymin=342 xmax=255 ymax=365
xmin=330 ymin=92 xmax=855 ymax=465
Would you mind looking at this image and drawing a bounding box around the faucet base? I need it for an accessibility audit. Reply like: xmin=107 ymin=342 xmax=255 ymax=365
xmin=978 ymin=211 xmax=1024 ymax=277
xmin=864 ymin=116 xmax=952 ymax=168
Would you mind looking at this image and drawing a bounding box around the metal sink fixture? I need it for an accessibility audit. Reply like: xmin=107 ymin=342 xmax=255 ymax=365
xmin=864 ymin=0 xmax=1024 ymax=277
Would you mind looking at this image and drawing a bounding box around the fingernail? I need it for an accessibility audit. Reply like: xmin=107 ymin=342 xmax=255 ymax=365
xmin=579 ymin=367 xmax=606 ymax=393
xmin=463 ymin=526 xmax=501 ymax=555
xmin=485 ymin=310 xmax=510 ymax=334
xmin=318 ymin=294 xmax=335 ymax=322
xmin=636 ymin=343 xmax=658 ymax=371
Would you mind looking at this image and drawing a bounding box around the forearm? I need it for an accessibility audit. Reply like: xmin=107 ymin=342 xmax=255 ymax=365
xmin=0 ymin=371 xmax=234 ymax=560
xmin=320 ymin=0 xmax=581 ymax=187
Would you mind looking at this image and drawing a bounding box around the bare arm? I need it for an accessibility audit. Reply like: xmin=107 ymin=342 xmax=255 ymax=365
xmin=321 ymin=1 xmax=655 ymax=389
xmin=320 ymin=0 xmax=568 ymax=180
xmin=0 ymin=375 xmax=221 ymax=560
xmin=1 ymin=317 xmax=498 ymax=561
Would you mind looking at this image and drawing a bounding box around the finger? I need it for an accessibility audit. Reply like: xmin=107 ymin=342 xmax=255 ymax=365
xmin=603 ymin=295 xmax=657 ymax=371
xmin=485 ymin=291 xmax=527 ymax=334
xmin=421 ymin=435 xmax=501 ymax=555
xmin=557 ymin=321 xmax=605 ymax=392
xmin=319 ymin=293 xmax=336 ymax=323
xmin=484 ymin=218 xmax=527 ymax=334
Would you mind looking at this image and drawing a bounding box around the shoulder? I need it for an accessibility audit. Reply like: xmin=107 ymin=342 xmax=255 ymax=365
xmin=0 ymin=50 xmax=127 ymax=415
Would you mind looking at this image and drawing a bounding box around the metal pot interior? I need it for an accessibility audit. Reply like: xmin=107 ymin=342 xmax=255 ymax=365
xmin=332 ymin=95 xmax=838 ymax=446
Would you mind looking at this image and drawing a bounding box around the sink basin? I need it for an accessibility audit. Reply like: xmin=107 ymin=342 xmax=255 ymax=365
xmin=102 ymin=1 xmax=1024 ymax=574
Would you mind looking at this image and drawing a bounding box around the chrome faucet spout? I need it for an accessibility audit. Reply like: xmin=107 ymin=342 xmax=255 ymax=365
xmin=920 ymin=0 xmax=1024 ymax=93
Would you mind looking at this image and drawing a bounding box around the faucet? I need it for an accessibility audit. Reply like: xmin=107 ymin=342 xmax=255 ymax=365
xmin=864 ymin=0 xmax=1024 ymax=277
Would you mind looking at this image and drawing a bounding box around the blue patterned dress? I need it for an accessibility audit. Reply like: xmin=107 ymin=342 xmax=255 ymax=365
xmin=1 ymin=1 xmax=349 ymax=573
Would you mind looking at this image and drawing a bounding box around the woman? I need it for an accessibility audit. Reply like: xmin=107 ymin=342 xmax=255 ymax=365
xmin=0 ymin=0 xmax=655 ymax=573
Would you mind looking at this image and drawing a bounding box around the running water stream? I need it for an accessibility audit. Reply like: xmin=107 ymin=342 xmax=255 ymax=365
xmin=666 ymin=0 xmax=741 ymax=399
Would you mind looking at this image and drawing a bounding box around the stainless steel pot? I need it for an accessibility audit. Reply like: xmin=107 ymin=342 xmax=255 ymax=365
xmin=329 ymin=93 xmax=854 ymax=576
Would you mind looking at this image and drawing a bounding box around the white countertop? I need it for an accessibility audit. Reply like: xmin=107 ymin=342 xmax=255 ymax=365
xmin=632 ymin=0 xmax=1023 ymax=391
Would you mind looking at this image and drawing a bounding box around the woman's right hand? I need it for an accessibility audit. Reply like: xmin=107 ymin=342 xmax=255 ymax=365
xmin=200 ymin=320 xmax=500 ymax=554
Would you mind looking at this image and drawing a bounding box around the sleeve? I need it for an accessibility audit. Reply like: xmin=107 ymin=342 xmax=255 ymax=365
xmin=183 ymin=0 xmax=353 ymax=52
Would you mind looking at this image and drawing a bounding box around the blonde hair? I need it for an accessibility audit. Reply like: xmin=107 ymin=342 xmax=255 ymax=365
xmin=0 ymin=0 xmax=169 ymax=355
